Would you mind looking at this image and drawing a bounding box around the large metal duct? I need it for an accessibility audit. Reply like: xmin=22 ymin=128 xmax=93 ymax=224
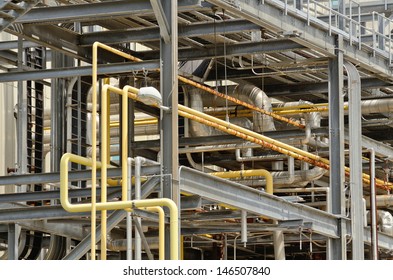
xmin=187 ymin=82 xmax=275 ymax=135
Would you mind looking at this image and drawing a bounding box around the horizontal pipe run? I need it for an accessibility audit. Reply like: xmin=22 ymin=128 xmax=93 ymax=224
xmin=177 ymin=105 xmax=393 ymax=190
xmin=210 ymin=169 xmax=273 ymax=194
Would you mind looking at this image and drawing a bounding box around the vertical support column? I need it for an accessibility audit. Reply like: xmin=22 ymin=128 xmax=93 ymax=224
xmin=327 ymin=35 xmax=346 ymax=260
xmin=8 ymin=224 xmax=20 ymax=260
xmin=17 ymin=37 xmax=27 ymax=192
xmin=50 ymin=52 xmax=66 ymax=172
xmin=345 ymin=61 xmax=364 ymax=259
xmin=160 ymin=0 xmax=179 ymax=259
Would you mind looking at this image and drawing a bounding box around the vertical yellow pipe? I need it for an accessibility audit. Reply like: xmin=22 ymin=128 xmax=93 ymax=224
xmin=180 ymin=235 xmax=184 ymax=260
xmin=122 ymin=86 xmax=132 ymax=202
xmin=91 ymin=42 xmax=99 ymax=260
xmin=142 ymin=207 xmax=165 ymax=260
xmin=100 ymin=85 xmax=109 ymax=260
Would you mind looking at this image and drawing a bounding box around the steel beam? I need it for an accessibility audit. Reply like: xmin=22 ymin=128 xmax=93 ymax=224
xmin=327 ymin=36 xmax=346 ymax=260
xmin=144 ymin=39 xmax=305 ymax=61
xmin=208 ymin=0 xmax=393 ymax=77
xmin=150 ymin=0 xmax=170 ymax=43
xmin=16 ymin=0 xmax=203 ymax=24
xmin=0 ymin=40 xmax=39 ymax=51
xmin=7 ymin=224 xmax=19 ymax=260
xmin=265 ymin=78 xmax=393 ymax=96
xmin=79 ymin=19 xmax=259 ymax=46
xmin=62 ymin=210 xmax=126 ymax=260
xmin=0 ymin=40 xmax=300 ymax=83
xmin=344 ymin=128 xmax=393 ymax=160
xmin=19 ymin=221 xmax=84 ymax=240
xmin=179 ymin=166 xmax=339 ymax=238
xmin=0 ymin=61 xmax=159 ymax=82
xmin=0 ymin=166 xmax=159 ymax=186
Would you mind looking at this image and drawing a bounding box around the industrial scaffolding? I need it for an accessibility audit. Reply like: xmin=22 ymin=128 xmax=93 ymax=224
xmin=1 ymin=0 xmax=393 ymax=260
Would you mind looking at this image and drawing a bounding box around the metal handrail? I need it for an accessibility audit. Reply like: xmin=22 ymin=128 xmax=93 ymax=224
xmin=264 ymin=0 xmax=393 ymax=64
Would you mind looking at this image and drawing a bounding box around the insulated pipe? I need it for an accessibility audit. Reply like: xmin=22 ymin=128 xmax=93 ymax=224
xmin=274 ymin=98 xmax=393 ymax=116
xmin=210 ymin=169 xmax=273 ymax=194
xmin=60 ymin=153 xmax=179 ymax=260
xmin=178 ymin=76 xmax=305 ymax=129
xmin=365 ymin=195 xmax=393 ymax=208
xmin=177 ymin=104 xmax=393 ymax=190
xmin=241 ymin=210 xmax=247 ymax=244
xmin=193 ymin=83 xmax=276 ymax=132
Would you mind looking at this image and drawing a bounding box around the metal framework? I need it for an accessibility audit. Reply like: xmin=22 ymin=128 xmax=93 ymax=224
xmin=1 ymin=0 xmax=393 ymax=260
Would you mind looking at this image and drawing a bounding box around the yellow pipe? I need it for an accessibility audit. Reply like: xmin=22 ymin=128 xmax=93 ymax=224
xmin=92 ymin=42 xmax=149 ymax=259
xmin=110 ymin=118 xmax=158 ymax=128
xmin=210 ymin=169 xmax=273 ymax=194
xmin=60 ymin=153 xmax=179 ymax=260
xmin=273 ymin=103 xmax=330 ymax=111
xmin=100 ymin=84 xmax=138 ymax=259
xmin=91 ymin=42 xmax=99 ymax=259
xmin=141 ymin=206 xmax=165 ymax=260
xmin=177 ymin=105 xmax=393 ymax=190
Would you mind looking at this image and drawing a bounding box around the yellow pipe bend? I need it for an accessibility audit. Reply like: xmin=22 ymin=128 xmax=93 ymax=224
xmin=210 ymin=169 xmax=273 ymax=194
xmin=60 ymin=153 xmax=179 ymax=260
xmin=141 ymin=206 xmax=165 ymax=260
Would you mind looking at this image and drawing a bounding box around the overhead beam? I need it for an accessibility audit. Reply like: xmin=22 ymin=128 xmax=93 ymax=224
xmin=143 ymin=39 xmax=305 ymax=61
xmin=207 ymin=0 xmax=393 ymax=78
xmin=0 ymin=40 xmax=300 ymax=82
xmin=150 ymin=0 xmax=170 ymax=43
xmin=179 ymin=166 xmax=339 ymax=238
xmin=16 ymin=0 xmax=203 ymax=24
xmin=264 ymin=78 xmax=393 ymax=96
xmin=79 ymin=19 xmax=260 ymax=46
xmin=0 ymin=60 xmax=159 ymax=82
xmin=0 ymin=166 xmax=159 ymax=185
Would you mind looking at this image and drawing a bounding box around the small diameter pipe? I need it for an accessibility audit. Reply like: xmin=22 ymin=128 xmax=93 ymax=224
xmin=369 ymin=148 xmax=379 ymax=260
xmin=126 ymin=158 xmax=133 ymax=260
xmin=91 ymin=42 xmax=142 ymax=260
xmin=141 ymin=206 xmax=165 ymax=260
xmin=210 ymin=169 xmax=273 ymax=194
xmin=135 ymin=156 xmax=142 ymax=260
xmin=241 ymin=210 xmax=247 ymax=245
xmin=60 ymin=153 xmax=178 ymax=260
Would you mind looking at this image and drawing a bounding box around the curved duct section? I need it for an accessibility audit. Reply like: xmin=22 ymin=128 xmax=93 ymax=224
xmin=276 ymin=100 xmax=321 ymax=129
xmin=192 ymin=83 xmax=276 ymax=133
xmin=187 ymin=86 xmax=254 ymax=136
xmin=227 ymin=83 xmax=276 ymax=132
